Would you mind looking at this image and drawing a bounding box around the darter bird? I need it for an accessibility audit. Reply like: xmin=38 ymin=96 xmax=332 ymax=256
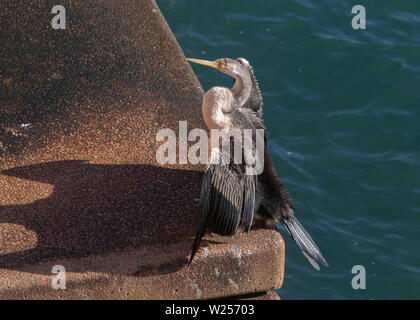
xmin=187 ymin=57 xmax=328 ymax=270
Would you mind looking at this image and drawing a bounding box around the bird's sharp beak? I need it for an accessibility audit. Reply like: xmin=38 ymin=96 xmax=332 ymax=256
xmin=187 ymin=58 xmax=224 ymax=71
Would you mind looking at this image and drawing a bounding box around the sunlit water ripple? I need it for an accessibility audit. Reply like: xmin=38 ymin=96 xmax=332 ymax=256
xmin=0 ymin=0 xmax=417 ymax=300
xmin=164 ymin=1 xmax=419 ymax=299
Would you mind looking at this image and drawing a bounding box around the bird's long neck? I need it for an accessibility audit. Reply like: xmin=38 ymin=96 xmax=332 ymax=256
xmin=231 ymin=72 xmax=252 ymax=108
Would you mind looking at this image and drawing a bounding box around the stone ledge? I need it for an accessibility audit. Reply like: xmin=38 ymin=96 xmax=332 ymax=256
xmin=0 ymin=230 xmax=284 ymax=299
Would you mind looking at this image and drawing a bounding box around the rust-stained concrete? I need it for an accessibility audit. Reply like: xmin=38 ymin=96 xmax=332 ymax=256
xmin=0 ymin=0 xmax=284 ymax=299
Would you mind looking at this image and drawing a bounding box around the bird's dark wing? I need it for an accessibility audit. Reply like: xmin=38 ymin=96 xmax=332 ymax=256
xmin=240 ymin=173 xmax=257 ymax=231
xmin=189 ymin=163 xmax=256 ymax=265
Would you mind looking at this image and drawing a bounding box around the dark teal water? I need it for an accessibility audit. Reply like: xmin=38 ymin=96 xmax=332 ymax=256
xmin=159 ymin=0 xmax=420 ymax=299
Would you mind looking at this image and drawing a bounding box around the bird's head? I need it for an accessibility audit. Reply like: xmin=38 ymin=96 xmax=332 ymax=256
xmin=187 ymin=57 xmax=249 ymax=79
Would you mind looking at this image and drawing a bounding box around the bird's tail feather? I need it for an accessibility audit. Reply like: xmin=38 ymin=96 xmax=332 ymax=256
xmin=282 ymin=216 xmax=328 ymax=270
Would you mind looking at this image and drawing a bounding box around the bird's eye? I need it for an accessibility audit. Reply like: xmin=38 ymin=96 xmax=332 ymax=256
xmin=217 ymin=60 xmax=226 ymax=68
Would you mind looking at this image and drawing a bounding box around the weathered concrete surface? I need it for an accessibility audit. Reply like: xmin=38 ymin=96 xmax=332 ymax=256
xmin=242 ymin=290 xmax=280 ymax=300
xmin=258 ymin=291 xmax=281 ymax=300
xmin=0 ymin=0 xmax=284 ymax=299
xmin=0 ymin=230 xmax=284 ymax=299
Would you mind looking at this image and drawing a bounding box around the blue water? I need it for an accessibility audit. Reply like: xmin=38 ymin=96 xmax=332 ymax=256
xmin=159 ymin=0 xmax=420 ymax=299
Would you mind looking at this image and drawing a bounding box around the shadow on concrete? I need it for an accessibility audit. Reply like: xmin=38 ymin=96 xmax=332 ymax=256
xmin=0 ymin=160 xmax=223 ymax=276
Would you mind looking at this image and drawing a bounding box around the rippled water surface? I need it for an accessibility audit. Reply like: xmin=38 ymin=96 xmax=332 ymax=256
xmin=160 ymin=0 xmax=420 ymax=299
